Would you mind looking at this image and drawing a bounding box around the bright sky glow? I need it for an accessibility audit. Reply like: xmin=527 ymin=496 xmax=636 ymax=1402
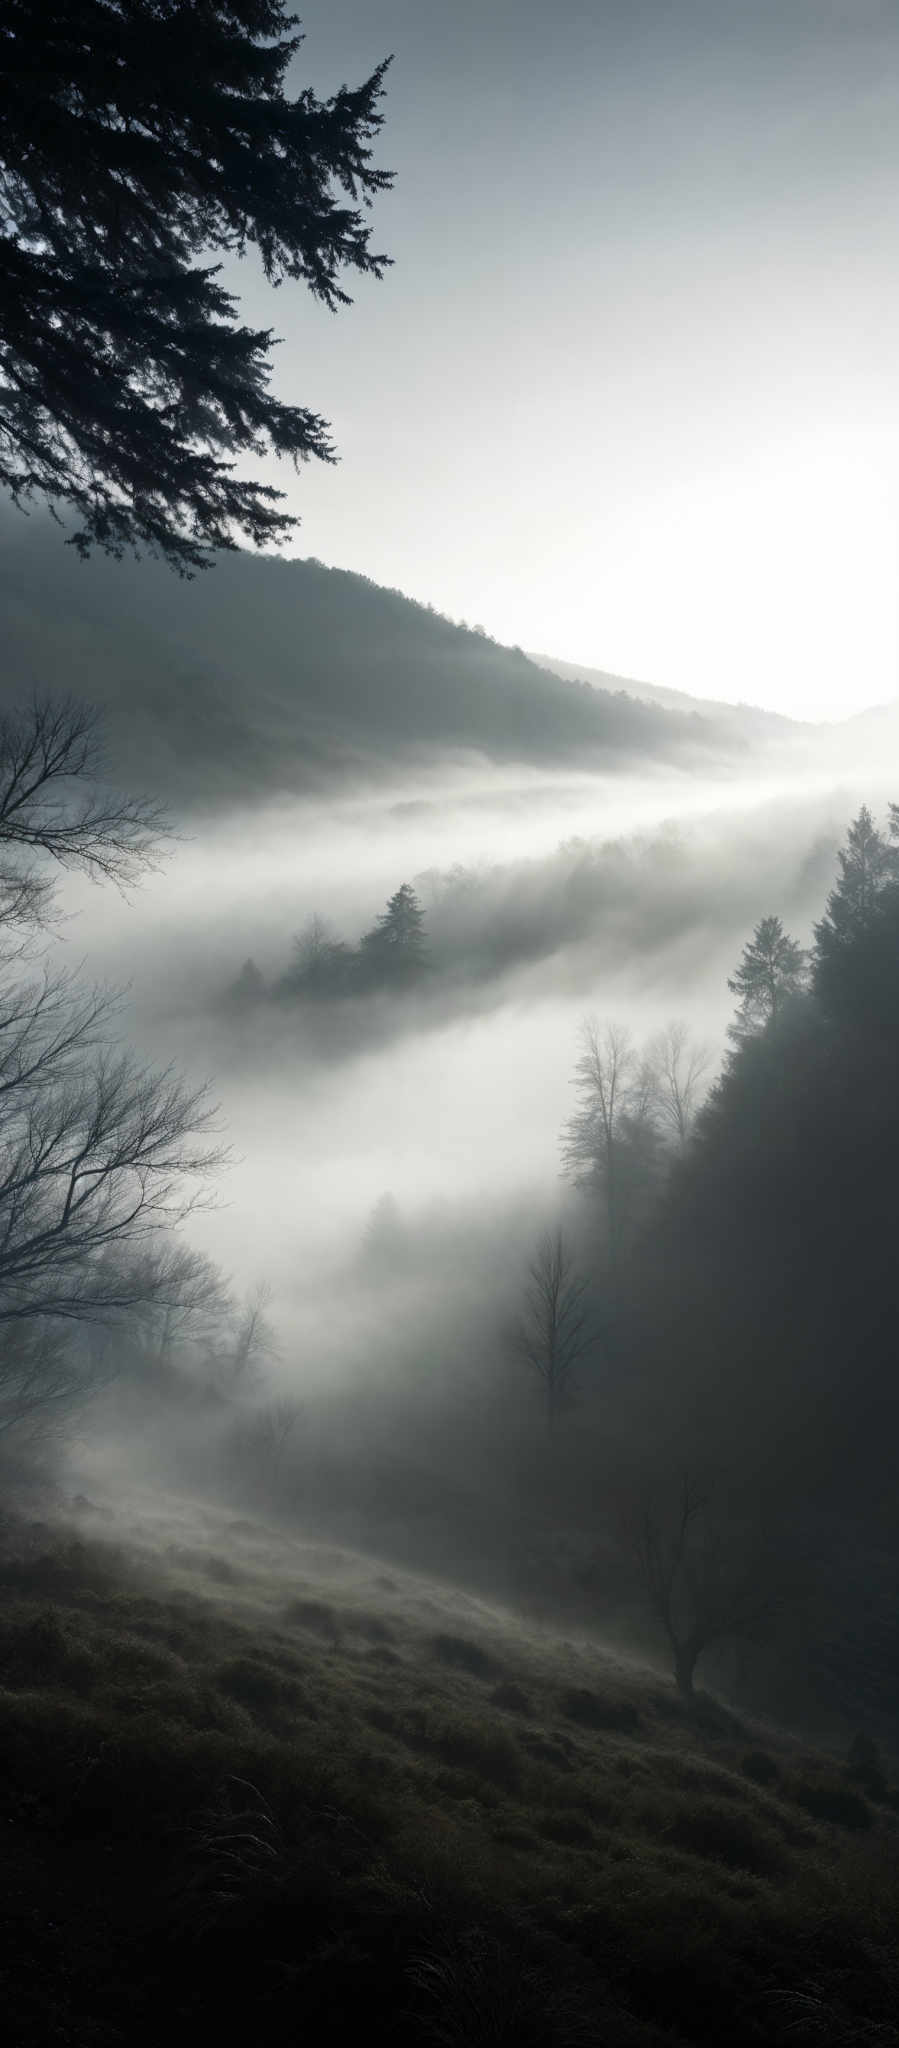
xmin=235 ymin=1 xmax=899 ymax=723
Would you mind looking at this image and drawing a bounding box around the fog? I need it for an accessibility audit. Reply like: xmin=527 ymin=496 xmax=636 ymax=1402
xmin=9 ymin=12 xmax=899 ymax=2040
xmin=47 ymin=732 xmax=894 ymax=1348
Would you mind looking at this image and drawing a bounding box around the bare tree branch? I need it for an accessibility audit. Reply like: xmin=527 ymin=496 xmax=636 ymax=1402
xmin=0 ymin=693 xmax=225 ymax=1430
xmin=0 ymin=694 xmax=168 ymax=901
xmin=648 ymin=1021 xmax=712 ymax=1147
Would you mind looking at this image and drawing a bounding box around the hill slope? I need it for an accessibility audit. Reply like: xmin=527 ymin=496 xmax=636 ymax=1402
xmin=530 ymin=650 xmax=802 ymax=734
xmin=1 ymin=513 xmax=770 ymax=809
xmin=1 ymin=1492 xmax=897 ymax=2047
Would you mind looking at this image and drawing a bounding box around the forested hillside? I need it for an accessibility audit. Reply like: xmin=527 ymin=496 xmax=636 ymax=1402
xmin=0 ymin=511 xmax=775 ymax=806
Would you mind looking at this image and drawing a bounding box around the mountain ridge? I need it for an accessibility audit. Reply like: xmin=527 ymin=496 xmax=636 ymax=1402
xmin=0 ymin=513 xmax=784 ymax=809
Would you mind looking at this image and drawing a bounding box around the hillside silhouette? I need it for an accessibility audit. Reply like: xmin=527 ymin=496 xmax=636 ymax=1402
xmin=1 ymin=511 xmax=779 ymax=808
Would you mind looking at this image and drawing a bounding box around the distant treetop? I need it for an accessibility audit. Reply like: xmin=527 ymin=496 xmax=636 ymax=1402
xmin=0 ymin=0 xmax=393 ymax=570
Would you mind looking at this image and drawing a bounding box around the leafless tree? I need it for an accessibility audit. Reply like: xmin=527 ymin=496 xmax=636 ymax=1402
xmin=648 ymin=1021 xmax=711 ymax=1148
xmin=0 ymin=1318 xmax=86 ymax=1439
xmin=134 ymin=1250 xmax=233 ymax=1372
xmin=0 ymin=695 xmax=167 ymax=940
xmin=561 ymin=1021 xmax=661 ymax=1272
xmin=226 ymin=1395 xmax=302 ymax=1499
xmin=0 ymin=1046 xmax=223 ymax=1322
xmin=514 ymin=1229 xmax=591 ymax=1427
xmin=0 ymin=1239 xmax=220 ymax=1436
xmin=0 ymin=692 xmax=225 ymax=1430
xmin=632 ymin=1474 xmax=773 ymax=1702
xmin=219 ymin=1282 xmax=279 ymax=1388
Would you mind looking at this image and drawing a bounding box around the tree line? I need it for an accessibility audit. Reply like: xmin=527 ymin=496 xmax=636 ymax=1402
xmin=509 ymin=800 xmax=899 ymax=1702
xmin=229 ymin=883 xmax=430 ymax=1007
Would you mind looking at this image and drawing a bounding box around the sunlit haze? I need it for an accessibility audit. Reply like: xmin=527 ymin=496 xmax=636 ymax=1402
xmin=6 ymin=14 xmax=899 ymax=2037
xmin=231 ymin=0 xmax=899 ymax=721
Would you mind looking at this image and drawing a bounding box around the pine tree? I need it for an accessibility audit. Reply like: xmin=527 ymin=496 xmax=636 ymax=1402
xmin=727 ymin=916 xmax=807 ymax=1043
xmin=813 ymin=807 xmax=899 ymax=962
xmin=0 ymin=2 xmax=392 ymax=570
xmin=813 ymin=805 xmax=899 ymax=1025
xmin=360 ymin=883 xmax=428 ymax=981
xmin=228 ymin=957 xmax=266 ymax=1005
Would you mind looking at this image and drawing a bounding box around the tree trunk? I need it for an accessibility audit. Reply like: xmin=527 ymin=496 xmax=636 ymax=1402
xmin=674 ymin=1640 xmax=699 ymax=1702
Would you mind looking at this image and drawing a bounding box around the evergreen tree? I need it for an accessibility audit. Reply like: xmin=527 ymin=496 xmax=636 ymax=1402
xmin=360 ymin=883 xmax=428 ymax=981
xmin=228 ymin=957 xmax=266 ymax=1006
xmin=813 ymin=807 xmax=899 ymax=964
xmin=726 ymin=915 xmax=807 ymax=1043
xmin=0 ymin=1 xmax=392 ymax=570
xmin=813 ymin=805 xmax=899 ymax=1028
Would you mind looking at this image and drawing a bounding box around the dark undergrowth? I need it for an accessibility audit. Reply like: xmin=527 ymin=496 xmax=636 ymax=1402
xmin=0 ymin=1508 xmax=897 ymax=2046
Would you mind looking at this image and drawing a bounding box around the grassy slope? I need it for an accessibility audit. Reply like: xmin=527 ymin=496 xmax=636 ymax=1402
xmin=0 ymin=1492 xmax=897 ymax=2048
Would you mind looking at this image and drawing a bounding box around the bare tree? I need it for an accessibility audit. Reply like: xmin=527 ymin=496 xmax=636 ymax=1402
xmin=514 ymin=1229 xmax=591 ymax=1427
xmin=561 ymin=1021 xmax=661 ymax=1273
xmin=0 ymin=692 xmax=225 ymax=1430
xmin=0 ymin=1045 xmax=223 ymax=1322
xmin=0 ymin=696 xmax=167 ymax=937
xmin=280 ymin=912 xmax=350 ymax=997
xmin=226 ymin=1396 xmax=302 ymax=1500
xmin=0 ymin=1318 xmax=87 ymax=1439
xmin=223 ymin=1282 xmax=279 ymax=1389
xmin=0 ymin=1239 xmax=219 ymax=1436
xmin=633 ymin=1475 xmax=773 ymax=1702
xmin=133 ymin=1250 xmax=233 ymax=1373
xmin=648 ymin=1021 xmax=711 ymax=1148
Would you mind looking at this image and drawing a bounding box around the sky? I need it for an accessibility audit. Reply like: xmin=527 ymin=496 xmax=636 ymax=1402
xmin=232 ymin=0 xmax=899 ymax=721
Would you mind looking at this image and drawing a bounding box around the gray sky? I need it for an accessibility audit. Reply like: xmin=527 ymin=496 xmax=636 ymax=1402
xmin=238 ymin=2 xmax=899 ymax=719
